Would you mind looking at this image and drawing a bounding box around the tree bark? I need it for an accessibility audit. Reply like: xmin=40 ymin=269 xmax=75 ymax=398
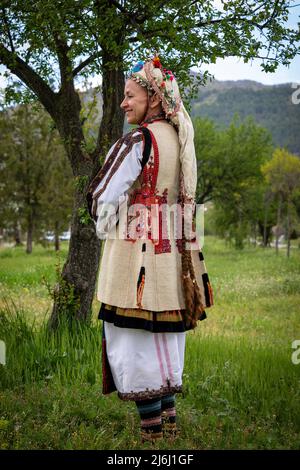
xmin=93 ymin=48 xmax=125 ymax=165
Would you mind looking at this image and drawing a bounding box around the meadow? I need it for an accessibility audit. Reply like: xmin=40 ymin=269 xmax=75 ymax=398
xmin=0 ymin=236 xmax=299 ymax=450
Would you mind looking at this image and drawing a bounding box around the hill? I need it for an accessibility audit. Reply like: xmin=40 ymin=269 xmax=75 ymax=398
xmin=191 ymin=79 xmax=300 ymax=155
xmin=81 ymin=79 xmax=300 ymax=155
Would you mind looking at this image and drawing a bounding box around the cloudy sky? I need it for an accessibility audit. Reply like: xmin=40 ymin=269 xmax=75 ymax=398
xmin=202 ymin=3 xmax=300 ymax=85
xmin=202 ymin=53 xmax=299 ymax=85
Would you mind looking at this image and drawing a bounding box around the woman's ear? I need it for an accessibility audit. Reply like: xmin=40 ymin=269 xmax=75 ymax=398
xmin=149 ymin=92 xmax=162 ymax=109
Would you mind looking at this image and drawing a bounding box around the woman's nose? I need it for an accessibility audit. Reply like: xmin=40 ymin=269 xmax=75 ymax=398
xmin=120 ymin=98 xmax=126 ymax=109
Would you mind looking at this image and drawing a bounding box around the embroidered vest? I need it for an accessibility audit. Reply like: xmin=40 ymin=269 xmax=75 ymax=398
xmin=125 ymin=123 xmax=172 ymax=255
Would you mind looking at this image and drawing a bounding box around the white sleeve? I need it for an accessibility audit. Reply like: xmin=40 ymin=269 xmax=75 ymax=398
xmin=95 ymin=138 xmax=144 ymax=239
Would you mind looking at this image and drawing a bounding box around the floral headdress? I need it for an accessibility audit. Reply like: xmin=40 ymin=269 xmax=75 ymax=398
xmin=129 ymin=54 xmax=181 ymax=118
xmin=128 ymin=54 xmax=197 ymax=201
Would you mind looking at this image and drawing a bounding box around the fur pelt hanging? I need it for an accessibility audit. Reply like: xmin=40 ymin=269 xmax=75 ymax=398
xmin=179 ymin=172 xmax=205 ymax=329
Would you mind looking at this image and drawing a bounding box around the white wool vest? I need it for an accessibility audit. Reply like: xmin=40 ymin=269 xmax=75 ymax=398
xmin=97 ymin=120 xmax=212 ymax=311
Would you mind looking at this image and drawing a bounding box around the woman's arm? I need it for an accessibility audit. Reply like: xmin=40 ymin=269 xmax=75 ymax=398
xmin=94 ymin=131 xmax=144 ymax=238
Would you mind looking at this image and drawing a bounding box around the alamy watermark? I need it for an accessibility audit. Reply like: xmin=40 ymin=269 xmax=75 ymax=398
xmin=94 ymin=196 xmax=205 ymax=250
xmin=0 ymin=340 xmax=5 ymax=366
xmin=291 ymin=340 xmax=300 ymax=365
xmin=291 ymin=83 xmax=300 ymax=105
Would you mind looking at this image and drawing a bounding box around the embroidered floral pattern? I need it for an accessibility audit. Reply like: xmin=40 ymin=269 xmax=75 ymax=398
xmin=154 ymin=188 xmax=171 ymax=255
xmin=118 ymin=384 xmax=183 ymax=401
xmin=125 ymin=127 xmax=171 ymax=254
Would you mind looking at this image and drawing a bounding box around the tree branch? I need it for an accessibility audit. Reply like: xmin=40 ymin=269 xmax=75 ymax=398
xmin=72 ymin=51 xmax=101 ymax=77
xmin=1 ymin=7 xmax=15 ymax=53
xmin=128 ymin=3 xmax=287 ymax=44
xmin=109 ymin=0 xmax=165 ymax=24
xmin=194 ymin=16 xmax=263 ymax=31
xmin=128 ymin=30 xmax=174 ymax=43
xmin=0 ymin=44 xmax=57 ymax=119
xmin=109 ymin=0 xmax=128 ymax=16
xmin=108 ymin=0 xmax=149 ymax=38
xmin=261 ymin=0 xmax=282 ymax=29
xmin=50 ymin=28 xmax=72 ymax=85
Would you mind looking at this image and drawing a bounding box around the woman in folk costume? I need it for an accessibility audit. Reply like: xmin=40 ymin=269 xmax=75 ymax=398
xmin=87 ymin=55 xmax=213 ymax=444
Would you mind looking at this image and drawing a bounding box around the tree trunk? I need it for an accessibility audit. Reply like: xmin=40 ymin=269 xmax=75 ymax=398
xmin=54 ymin=220 xmax=60 ymax=251
xmin=235 ymin=205 xmax=244 ymax=249
xmin=48 ymin=51 xmax=125 ymax=329
xmin=286 ymin=201 xmax=291 ymax=258
xmin=94 ymin=48 xmax=126 ymax=163
xmin=258 ymin=220 xmax=271 ymax=247
xmin=275 ymin=194 xmax=282 ymax=255
xmin=26 ymin=209 xmax=33 ymax=254
xmin=253 ymin=223 xmax=257 ymax=246
xmin=14 ymin=221 xmax=23 ymax=246
xmin=263 ymin=196 xmax=269 ymax=247
xmin=49 ymin=189 xmax=102 ymax=328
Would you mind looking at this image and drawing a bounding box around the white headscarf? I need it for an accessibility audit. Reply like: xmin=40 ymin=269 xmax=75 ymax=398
xmin=129 ymin=56 xmax=197 ymax=201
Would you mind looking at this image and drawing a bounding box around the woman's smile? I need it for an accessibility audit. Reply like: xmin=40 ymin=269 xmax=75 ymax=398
xmin=120 ymin=80 xmax=148 ymax=124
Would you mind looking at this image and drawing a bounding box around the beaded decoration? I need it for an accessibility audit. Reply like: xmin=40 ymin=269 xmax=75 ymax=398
xmin=128 ymin=53 xmax=181 ymax=118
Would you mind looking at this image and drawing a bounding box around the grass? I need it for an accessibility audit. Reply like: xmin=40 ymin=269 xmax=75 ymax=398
xmin=0 ymin=236 xmax=300 ymax=449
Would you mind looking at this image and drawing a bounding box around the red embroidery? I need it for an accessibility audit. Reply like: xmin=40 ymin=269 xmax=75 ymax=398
xmin=154 ymin=188 xmax=171 ymax=255
xmin=176 ymin=238 xmax=183 ymax=254
xmin=125 ymin=126 xmax=171 ymax=254
xmin=175 ymin=194 xmax=196 ymax=254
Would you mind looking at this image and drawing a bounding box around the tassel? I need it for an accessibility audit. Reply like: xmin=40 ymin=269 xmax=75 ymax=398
xmin=182 ymin=249 xmax=205 ymax=329
xmin=137 ymin=267 xmax=146 ymax=308
xmin=207 ymin=282 xmax=214 ymax=306
xmin=193 ymin=279 xmax=205 ymax=321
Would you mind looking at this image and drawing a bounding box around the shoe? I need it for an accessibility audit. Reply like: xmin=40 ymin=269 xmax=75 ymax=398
xmin=141 ymin=429 xmax=163 ymax=444
xmin=161 ymin=412 xmax=180 ymax=439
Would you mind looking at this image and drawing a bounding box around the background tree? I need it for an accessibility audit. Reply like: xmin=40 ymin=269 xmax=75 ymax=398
xmin=194 ymin=116 xmax=273 ymax=201
xmin=194 ymin=117 xmax=222 ymax=204
xmin=0 ymin=110 xmax=20 ymax=245
xmin=258 ymin=185 xmax=278 ymax=247
xmin=190 ymin=82 xmax=300 ymax=156
xmin=0 ymin=104 xmax=50 ymax=253
xmin=1 ymin=0 xmax=299 ymax=326
xmin=206 ymin=117 xmax=272 ymax=248
xmin=262 ymin=148 xmax=300 ymax=257
xmin=0 ymin=104 xmax=73 ymax=252
xmin=195 ymin=115 xmax=273 ymax=248
xmin=38 ymin=125 xmax=74 ymax=252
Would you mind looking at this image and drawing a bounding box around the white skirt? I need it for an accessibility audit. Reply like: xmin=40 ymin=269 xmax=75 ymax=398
xmin=104 ymin=321 xmax=186 ymax=400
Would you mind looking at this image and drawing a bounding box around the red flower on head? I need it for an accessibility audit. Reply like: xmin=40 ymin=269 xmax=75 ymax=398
xmin=152 ymin=56 xmax=161 ymax=68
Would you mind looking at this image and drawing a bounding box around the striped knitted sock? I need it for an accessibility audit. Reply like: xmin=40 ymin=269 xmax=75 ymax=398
xmin=161 ymin=394 xmax=177 ymax=437
xmin=135 ymin=397 xmax=162 ymax=442
xmin=161 ymin=394 xmax=176 ymax=423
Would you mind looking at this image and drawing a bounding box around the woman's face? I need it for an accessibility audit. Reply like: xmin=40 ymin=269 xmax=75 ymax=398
xmin=120 ymin=79 xmax=149 ymax=125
